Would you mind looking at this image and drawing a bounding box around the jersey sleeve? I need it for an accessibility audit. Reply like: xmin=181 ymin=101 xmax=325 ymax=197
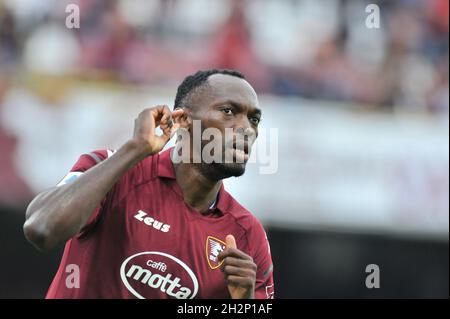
xmin=248 ymin=218 xmax=275 ymax=299
xmin=56 ymin=149 xmax=116 ymax=237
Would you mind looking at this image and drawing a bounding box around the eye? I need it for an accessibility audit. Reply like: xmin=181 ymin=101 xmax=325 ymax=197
xmin=221 ymin=108 xmax=234 ymax=115
xmin=249 ymin=116 xmax=260 ymax=125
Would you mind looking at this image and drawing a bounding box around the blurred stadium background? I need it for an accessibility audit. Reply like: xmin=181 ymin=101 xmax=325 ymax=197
xmin=0 ymin=0 xmax=448 ymax=298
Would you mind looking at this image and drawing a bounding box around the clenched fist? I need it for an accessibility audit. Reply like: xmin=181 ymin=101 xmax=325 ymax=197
xmin=132 ymin=105 xmax=186 ymax=157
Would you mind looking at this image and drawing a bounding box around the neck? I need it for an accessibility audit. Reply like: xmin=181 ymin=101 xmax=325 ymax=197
xmin=171 ymin=148 xmax=222 ymax=213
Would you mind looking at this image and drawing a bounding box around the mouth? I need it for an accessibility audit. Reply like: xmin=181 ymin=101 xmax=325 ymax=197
xmin=229 ymin=142 xmax=250 ymax=163
xmin=234 ymin=141 xmax=249 ymax=154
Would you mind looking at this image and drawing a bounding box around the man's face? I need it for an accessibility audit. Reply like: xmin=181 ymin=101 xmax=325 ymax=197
xmin=185 ymin=74 xmax=261 ymax=178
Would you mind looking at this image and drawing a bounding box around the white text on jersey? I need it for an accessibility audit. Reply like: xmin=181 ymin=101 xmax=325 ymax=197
xmin=134 ymin=210 xmax=171 ymax=233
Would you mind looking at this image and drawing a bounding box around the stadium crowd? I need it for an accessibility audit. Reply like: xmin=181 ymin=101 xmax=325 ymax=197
xmin=0 ymin=0 xmax=448 ymax=112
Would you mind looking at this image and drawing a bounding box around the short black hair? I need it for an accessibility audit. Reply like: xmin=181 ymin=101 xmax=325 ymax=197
xmin=174 ymin=69 xmax=245 ymax=109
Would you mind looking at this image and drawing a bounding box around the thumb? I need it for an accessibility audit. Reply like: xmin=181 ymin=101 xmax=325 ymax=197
xmin=225 ymin=234 xmax=237 ymax=249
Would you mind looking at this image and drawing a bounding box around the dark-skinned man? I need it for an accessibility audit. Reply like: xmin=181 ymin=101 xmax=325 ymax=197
xmin=24 ymin=69 xmax=275 ymax=299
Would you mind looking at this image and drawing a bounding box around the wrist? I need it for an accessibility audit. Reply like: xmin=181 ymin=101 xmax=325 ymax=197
xmin=123 ymin=139 xmax=153 ymax=163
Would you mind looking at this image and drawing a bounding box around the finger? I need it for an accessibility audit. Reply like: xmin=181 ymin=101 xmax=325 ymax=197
xmin=222 ymin=265 xmax=256 ymax=277
xmin=160 ymin=126 xmax=172 ymax=139
xmin=160 ymin=121 xmax=180 ymax=143
xmin=151 ymin=105 xmax=171 ymax=125
xmin=149 ymin=105 xmax=166 ymax=117
xmin=163 ymin=108 xmax=185 ymax=130
xmin=160 ymin=122 xmax=173 ymax=138
xmin=160 ymin=115 xmax=173 ymax=131
xmin=218 ymin=247 xmax=252 ymax=262
xmin=226 ymin=234 xmax=237 ymax=249
xmin=220 ymin=257 xmax=257 ymax=270
xmin=163 ymin=109 xmax=186 ymax=129
xmin=155 ymin=131 xmax=171 ymax=147
xmin=225 ymin=275 xmax=254 ymax=288
xmin=171 ymin=108 xmax=185 ymax=118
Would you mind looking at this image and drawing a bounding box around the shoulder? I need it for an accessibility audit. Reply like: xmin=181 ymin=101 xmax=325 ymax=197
xmin=57 ymin=149 xmax=117 ymax=186
xmin=70 ymin=149 xmax=117 ymax=172
xmin=69 ymin=148 xmax=158 ymax=181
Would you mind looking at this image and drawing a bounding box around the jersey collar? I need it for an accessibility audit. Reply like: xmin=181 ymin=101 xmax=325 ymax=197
xmin=156 ymin=147 xmax=234 ymax=216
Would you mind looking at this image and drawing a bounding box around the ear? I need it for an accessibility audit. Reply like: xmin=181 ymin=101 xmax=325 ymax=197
xmin=173 ymin=107 xmax=192 ymax=130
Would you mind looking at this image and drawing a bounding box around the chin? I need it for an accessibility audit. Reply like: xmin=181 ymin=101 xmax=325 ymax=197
xmin=210 ymin=162 xmax=246 ymax=179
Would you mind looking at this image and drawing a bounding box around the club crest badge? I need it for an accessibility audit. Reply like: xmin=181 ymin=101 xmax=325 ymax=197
xmin=206 ymin=236 xmax=227 ymax=269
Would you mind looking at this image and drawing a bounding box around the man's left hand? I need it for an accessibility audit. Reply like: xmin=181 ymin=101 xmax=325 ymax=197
xmin=218 ymin=234 xmax=257 ymax=299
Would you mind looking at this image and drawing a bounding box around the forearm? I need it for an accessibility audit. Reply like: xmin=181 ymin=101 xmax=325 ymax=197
xmin=24 ymin=139 xmax=147 ymax=251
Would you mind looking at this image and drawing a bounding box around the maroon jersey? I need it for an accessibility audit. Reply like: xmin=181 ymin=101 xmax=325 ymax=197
xmin=46 ymin=148 xmax=275 ymax=299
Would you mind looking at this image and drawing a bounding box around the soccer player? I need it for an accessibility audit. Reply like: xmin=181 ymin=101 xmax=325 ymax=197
xmin=24 ymin=69 xmax=275 ymax=299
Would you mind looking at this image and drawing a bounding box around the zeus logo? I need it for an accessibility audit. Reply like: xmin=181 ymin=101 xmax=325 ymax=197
xmin=134 ymin=210 xmax=171 ymax=233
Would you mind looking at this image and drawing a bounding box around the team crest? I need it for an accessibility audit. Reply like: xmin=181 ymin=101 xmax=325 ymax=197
xmin=206 ymin=236 xmax=227 ymax=269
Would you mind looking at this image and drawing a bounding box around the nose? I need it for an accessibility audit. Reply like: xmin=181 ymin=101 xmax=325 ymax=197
xmin=235 ymin=126 xmax=257 ymax=148
xmin=235 ymin=115 xmax=256 ymax=135
xmin=236 ymin=126 xmax=254 ymax=136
